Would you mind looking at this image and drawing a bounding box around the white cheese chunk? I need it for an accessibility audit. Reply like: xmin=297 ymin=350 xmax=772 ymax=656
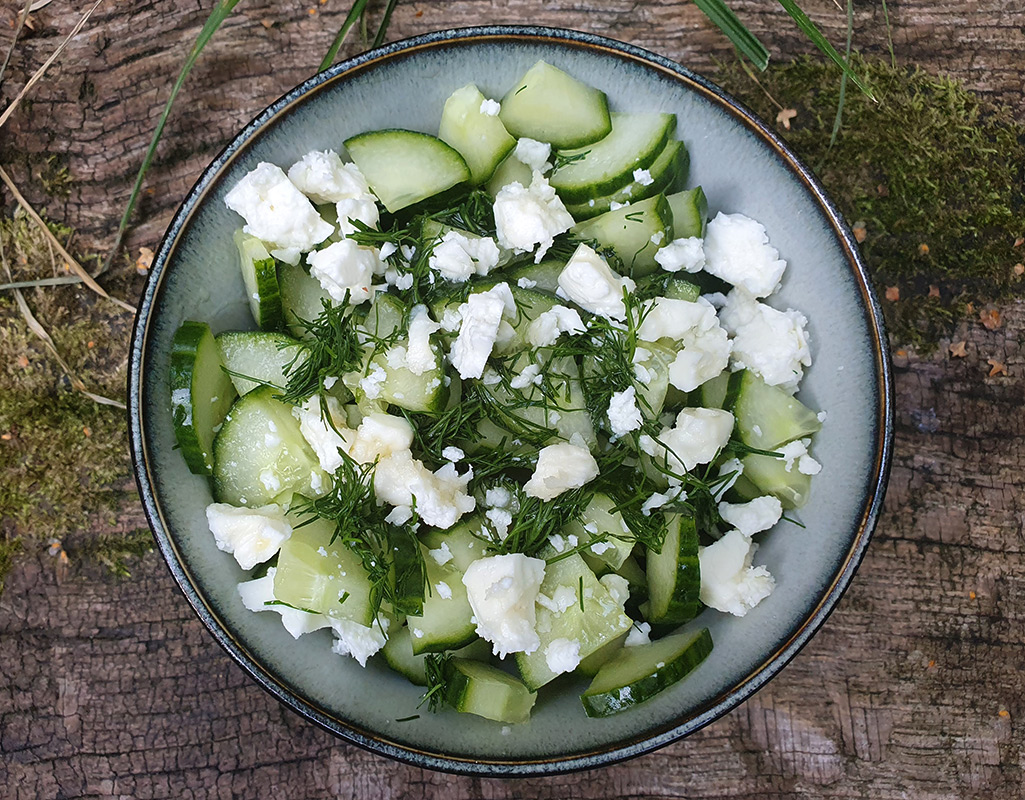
xmin=449 ymin=283 xmax=515 ymax=379
xmin=655 ymin=236 xmax=705 ymax=273
xmin=206 ymin=502 xmax=292 ymax=571
xmin=374 ymin=451 xmax=475 ymax=529
xmin=224 ymin=162 xmax=334 ymax=264
xmin=237 ymin=568 xmax=332 ymax=639
xmin=779 ymin=438 xmax=822 ymax=475
xmin=349 ymin=413 xmax=415 ymax=464
xmin=428 ymin=230 xmax=501 ymax=282
xmin=599 ymin=573 xmax=630 ymax=608
xmin=523 ymin=442 xmax=599 ymax=500
xmin=287 ymin=151 xmax=371 ymax=204
xmin=637 ymin=297 xmax=733 ymax=392
xmin=641 ymin=407 xmax=734 ymax=480
xmin=480 ymin=98 xmax=502 ymax=116
xmin=544 ymin=637 xmax=582 ymax=675
xmin=493 ymin=171 xmax=574 ymax=261
xmin=462 ymin=554 xmax=546 ymax=657
xmin=607 ymin=386 xmax=642 ymax=437
xmin=718 ymin=495 xmax=784 ymax=537
xmin=335 ymin=194 xmax=381 ymax=238
xmin=719 ymin=288 xmax=812 ymax=392
xmin=330 ymin=616 xmax=388 ymax=666
xmin=307 ymin=239 xmax=381 ymax=305
xmin=556 ymin=244 xmax=636 ymax=320
xmin=294 ymin=394 xmax=353 ymax=474
xmin=513 ymin=137 xmax=552 ymax=172
xmin=632 ymin=168 xmax=654 ymax=186
xmin=405 ymin=304 xmax=441 ymax=376
xmin=526 ymin=304 xmax=586 ymax=347
xmin=698 ymin=530 xmax=775 ymax=616
xmin=624 ymin=621 xmax=652 ymax=647
xmin=702 ymin=212 xmax=787 ymax=297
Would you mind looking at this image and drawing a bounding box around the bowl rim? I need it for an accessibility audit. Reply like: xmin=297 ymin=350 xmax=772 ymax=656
xmin=128 ymin=24 xmax=894 ymax=777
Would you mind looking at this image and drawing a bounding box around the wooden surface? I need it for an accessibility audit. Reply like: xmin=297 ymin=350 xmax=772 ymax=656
xmin=2 ymin=1 xmax=1024 ymax=797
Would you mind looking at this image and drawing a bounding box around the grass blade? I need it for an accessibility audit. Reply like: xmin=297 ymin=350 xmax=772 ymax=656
xmin=320 ymin=0 xmax=370 ymax=71
xmin=776 ymin=0 xmax=875 ymax=101
xmin=0 ymin=0 xmax=33 ymax=87
xmin=829 ymin=0 xmax=854 ymax=147
xmin=101 ymin=0 xmax=245 ymax=275
xmin=371 ymin=0 xmax=399 ymax=49
xmin=694 ymin=0 xmax=770 ymax=71
xmin=0 ymin=276 xmax=82 ymax=291
xmin=880 ymin=0 xmax=896 ymax=68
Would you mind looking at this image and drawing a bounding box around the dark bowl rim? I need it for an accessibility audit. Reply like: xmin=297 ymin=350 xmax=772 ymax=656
xmin=128 ymin=24 xmax=894 ymax=778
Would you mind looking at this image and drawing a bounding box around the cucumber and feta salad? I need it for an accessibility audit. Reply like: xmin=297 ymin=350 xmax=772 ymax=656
xmin=171 ymin=60 xmax=824 ymax=724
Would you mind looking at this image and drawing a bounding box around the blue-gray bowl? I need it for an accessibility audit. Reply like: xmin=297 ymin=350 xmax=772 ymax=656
xmin=129 ymin=25 xmax=893 ymax=776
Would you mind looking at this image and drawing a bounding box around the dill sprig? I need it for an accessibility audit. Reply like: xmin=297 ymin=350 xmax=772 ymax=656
xmin=551 ymin=150 xmax=590 ymax=172
xmin=425 ymin=189 xmax=496 ymax=237
xmin=418 ymin=653 xmax=452 ymax=712
xmin=485 ymin=488 xmax=593 ymax=557
xmin=277 ymin=299 xmax=363 ymax=405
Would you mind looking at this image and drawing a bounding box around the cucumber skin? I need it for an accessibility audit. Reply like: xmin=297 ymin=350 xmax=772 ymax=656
xmin=646 ymin=515 xmax=701 ymax=625
xmin=580 ymin=628 xmax=713 ymax=718
xmin=444 ymin=657 xmax=537 ymax=724
xmin=170 ymin=320 xmax=237 ymax=475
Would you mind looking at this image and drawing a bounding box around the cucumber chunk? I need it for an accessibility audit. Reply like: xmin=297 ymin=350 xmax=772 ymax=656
xmin=383 ymin=627 xmax=488 ymax=686
xmin=666 ymin=187 xmax=708 ymax=239
xmin=420 ymin=517 xmax=488 ymax=572
xmin=735 ymin=452 xmax=812 ymax=510
xmin=273 ymin=516 xmax=374 ymax=625
xmin=438 ymin=84 xmax=517 ymax=185
xmin=233 ymin=229 xmax=283 ymax=330
xmin=562 ymin=493 xmax=634 ymax=571
xmin=277 ymin=262 xmax=334 ymax=340
xmin=405 ymin=546 xmax=476 ymax=655
xmin=499 ymin=61 xmax=611 ymax=149
xmin=343 ymin=340 xmax=447 ymax=413
xmin=506 ymin=259 xmax=565 ymax=294
xmin=576 ymin=631 xmax=628 ymax=677
xmin=444 ymin=658 xmax=537 ymax=724
xmin=550 ymin=113 xmax=676 ymax=202
xmin=732 ymin=371 xmax=822 ymax=450
xmin=580 ymin=628 xmax=713 ymax=717
xmin=170 ymin=320 xmax=238 ymax=475
xmin=646 ymin=513 xmax=701 ymax=624
xmin=514 ymin=552 xmax=632 ymax=691
xmin=344 ymin=129 xmax=470 ymax=213
xmin=216 ymin=331 xmax=308 ymax=396
xmin=565 ymin=139 xmax=687 ymax=220
xmin=485 ymin=151 xmax=534 ymax=197
xmin=361 ymin=291 xmax=406 ymax=340
xmin=213 ymin=386 xmax=327 ymax=506
xmin=571 ymin=194 xmax=673 ymax=278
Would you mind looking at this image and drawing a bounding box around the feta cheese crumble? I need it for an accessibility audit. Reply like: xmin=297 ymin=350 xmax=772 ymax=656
xmin=287 ymin=150 xmax=371 ymax=204
xmin=655 ymin=236 xmax=705 ymax=273
xmin=544 ymin=638 xmax=582 ymax=675
xmin=632 ymin=168 xmax=654 ymax=186
xmin=479 ymin=98 xmax=501 ymax=116
xmin=640 ymin=407 xmax=734 ymax=480
xmin=607 ymin=386 xmax=642 ymax=437
xmin=449 ymin=283 xmax=515 ymax=379
xmin=720 ymin=289 xmax=812 ymax=392
xmin=330 ymin=617 xmax=389 ymax=666
xmin=206 ymin=503 xmax=292 ymax=570
xmin=428 ymin=229 xmax=501 ymax=282
xmin=462 ymin=554 xmax=546 ymax=657
xmin=237 ymin=568 xmax=331 ymax=639
xmin=625 ymin=621 xmax=652 ymax=647
xmin=526 ymin=304 xmax=586 ymax=347
xmin=718 ymin=495 xmax=784 ymax=537
xmin=702 ymin=212 xmax=787 ymax=297
xmin=779 ymin=438 xmax=822 ymax=475
xmin=524 ymin=442 xmax=599 ymax=500
xmin=637 ymin=297 xmax=732 ymax=393
xmin=513 ymin=137 xmax=552 ymax=172
xmin=699 ymin=530 xmax=775 ymax=616
xmin=405 ymin=304 xmax=441 ymax=376
xmin=556 ymin=243 xmax=636 ymax=320
xmin=307 ymin=239 xmax=381 ymax=305
xmin=493 ymin=171 xmax=574 ymax=261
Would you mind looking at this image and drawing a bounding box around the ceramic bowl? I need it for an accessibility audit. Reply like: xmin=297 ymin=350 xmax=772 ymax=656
xmin=129 ymin=26 xmax=893 ymax=776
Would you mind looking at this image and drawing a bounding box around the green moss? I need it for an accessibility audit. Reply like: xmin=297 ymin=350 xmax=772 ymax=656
xmin=70 ymin=529 xmax=155 ymax=578
xmin=717 ymin=57 xmax=1025 ymax=348
xmin=0 ymin=537 xmax=21 ymax=594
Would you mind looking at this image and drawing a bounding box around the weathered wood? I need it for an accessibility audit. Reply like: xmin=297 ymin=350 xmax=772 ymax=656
xmin=2 ymin=1 xmax=1024 ymax=797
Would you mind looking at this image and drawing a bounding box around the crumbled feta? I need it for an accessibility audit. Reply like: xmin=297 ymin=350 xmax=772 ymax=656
xmin=556 ymin=244 xmax=636 ymax=320
xmin=513 ymin=137 xmax=552 ymax=172
xmin=224 ymin=162 xmax=333 ymax=264
xmin=405 ymin=304 xmax=441 ymax=376
xmin=641 ymin=407 xmax=734 ymax=480
xmin=330 ymin=616 xmax=388 ymax=666
xmin=720 ymin=289 xmax=812 ymax=392
xmin=294 ymin=394 xmax=352 ymax=474
xmin=374 ymin=452 xmax=475 ymax=529
xmin=523 ymin=442 xmax=599 ymax=500
xmin=435 ymin=580 xmax=453 ymax=600
xmin=449 ymin=283 xmax=515 ymax=379
xmin=385 ymin=505 xmax=414 ymax=526
xmin=702 ymin=212 xmax=787 ymax=297
xmin=599 ymin=573 xmax=630 ymax=608
xmin=526 ymin=304 xmax=586 ymax=347
xmin=544 ymin=638 xmax=582 ymax=675
xmin=699 ymin=530 xmax=775 ymax=616
xmin=461 ymin=554 xmax=546 ymax=657
xmin=716 ymin=457 xmax=745 ymax=497
xmin=537 ymin=584 xmax=576 ymax=614
xmin=607 ymin=386 xmax=642 ymax=437
xmin=517 ymin=276 xmax=537 ymax=289
xmin=486 ymin=507 xmax=513 ymax=539
xmin=637 ymin=296 xmax=715 ymax=342
xmin=779 ymin=438 xmax=822 ymax=475
xmin=493 ymin=171 xmax=573 ymax=261
xmin=287 ymin=150 xmax=371 ymax=204
xmin=632 ymin=168 xmax=654 ymax=186
xmin=485 ymin=486 xmax=514 ymax=509
xmin=237 ymin=568 xmax=331 ymax=639
xmin=641 ymin=487 xmax=683 ymax=516
xmin=590 ymin=540 xmax=615 ymax=555
xmin=479 ymin=98 xmax=501 ymax=116
xmin=625 ymin=621 xmax=652 ymax=647
xmin=428 ymin=229 xmax=501 ymax=282
xmin=358 ymin=363 xmax=388 ymax=400
xmin=651 ymin=230 xmax=665 ymax=246
xmin=719 ymin=496 xmax=783 ymax=537
xmin=442 ymin=445 xmax=465 ymax=462
xmin=655 ymin=236 xmax=705 ymax=273
xmin=206 ymin=503 xmax=292 ymax=570
xmin=307 ymin=239 xmax=381 ymax=305
xmin=429 ymin=541 xmax=453 ymax=566
xmin=335 ymin=194 xmax=381 ymax=238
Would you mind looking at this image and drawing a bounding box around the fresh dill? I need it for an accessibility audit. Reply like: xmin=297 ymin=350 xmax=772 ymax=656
xmin=277 ymin=299 xmax=363 ymax=405
xmin=624 ymin=211 xmax=644 ymax=223
xmin=485 ymin=488 xmax=593 ymax=558
xmin=418 ymin=653 xmax=452 ymax=712
xmin=263 ymin=599 xmax=319 ymax=614
xmin=551 ymin=150 xmax=590 ymax=172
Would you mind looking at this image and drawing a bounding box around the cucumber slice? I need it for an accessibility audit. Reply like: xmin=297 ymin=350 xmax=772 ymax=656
xmin=646 ymin=513 xmax=701 ymax=624
xmin=343 ymin=340 xmax=447 ymax=413
xmin=514 ymin=552 xmax=632 ymax=691
xmin=733 ymin=371 xmax=822 ymax=450
xmin=735 ymin=452 xmax=812 ymax=510
xmin=580 ymin=628 xmax=713 ymax=717
xmin=499 ymin=61 xmax=611 ymax=149
xmin=273 ymin=516 xmax=374 ymax=625
xmin=170 ymin=321 xmax=238 ymax=475
xmin=213 ymin=386 xmax=327 ymax=506
xmin=666 ymin=187 xmax=708 ymax=239
xmin=494 ymin=285 xmax=559 ymax=355
xmin=344 ymin=129 xmax=470 ymax=213
xmin=550 ymin=113 xmax=676 ymax=202
xmin=216 ymin=331 xmax=308 ymax=396
xmin=566 ymin=139 xmax=686 ymax=220
xmin=485 ymin=151 xmax=534 ymax=197
xmin=562 ymin=493 xmax=634 ymax=571
xmin=438 ymin=84 xmax=517 ymax=185
xmin=361 ymin=291 xmax=406 ymax=340
xmin=277 ymin=262 xmax=334 ymax=340
xmin=420 ymin=517 xmax=488 ymax=572
xmin=444 ymin=658 xmax=537 ymax=724
xmin=506 ymin=259 xmax=565 ymax=294
xmin=233 ymin=229 xmax=283 ymax=330
xmin=633 ymin=273 xmax=700 ymax=304
xmin=571 ymin=194 xmax=673 ymax=278
xmin=382 ymin=627 xmax=488 ymax=686
xmin=405 ymin=546 xmax=476 ymax=655
xmin=576 ymin=631 xmax=628 ymax=677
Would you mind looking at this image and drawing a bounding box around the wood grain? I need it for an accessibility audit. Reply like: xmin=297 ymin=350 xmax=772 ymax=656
xmin=2 ymin=1 xmax=1024 ymax=797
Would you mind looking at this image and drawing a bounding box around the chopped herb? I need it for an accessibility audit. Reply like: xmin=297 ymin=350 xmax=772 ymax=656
xmin=264 ymin=599 xmax=319 ymax=614
xmin=552 ymin=150 xmax=590 ymax=171
xmin=419 ymin=653 xmax=452 ymax=712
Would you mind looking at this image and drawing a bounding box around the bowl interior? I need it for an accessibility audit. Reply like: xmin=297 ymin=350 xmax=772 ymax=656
xmin=133 ymin=28 xmax=889 ymax=774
